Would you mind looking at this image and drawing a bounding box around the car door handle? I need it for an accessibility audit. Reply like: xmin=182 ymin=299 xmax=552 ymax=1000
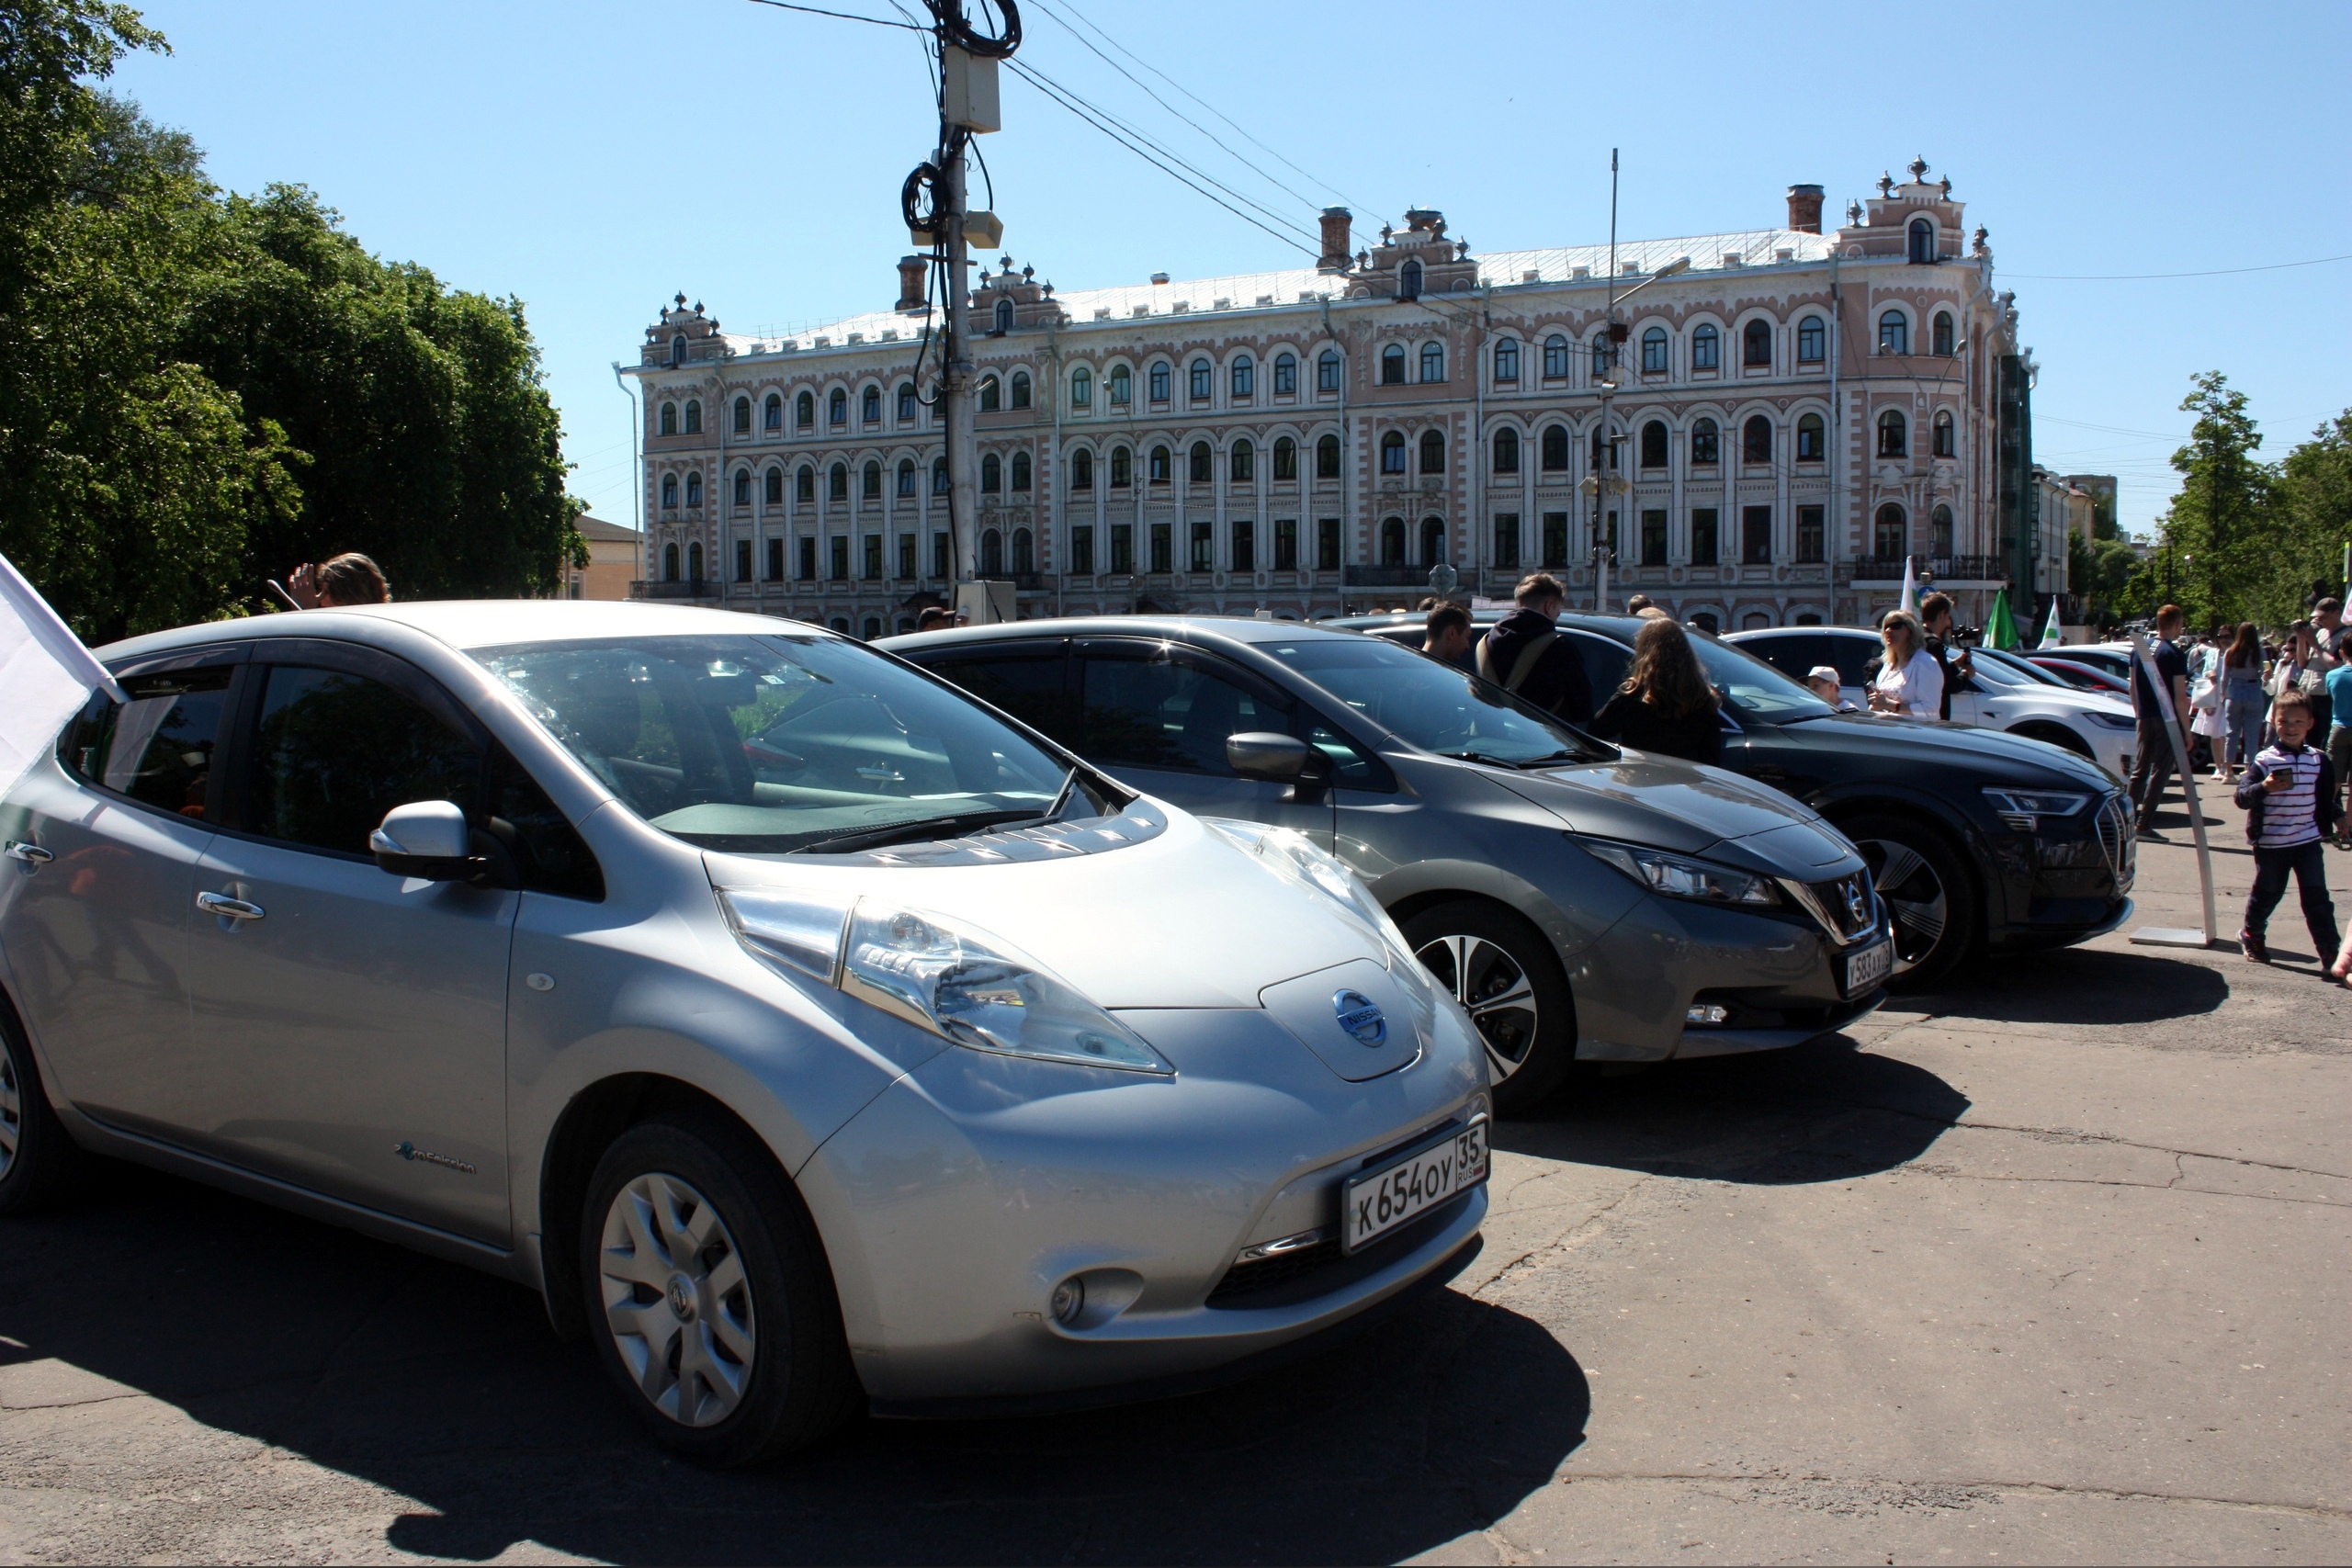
xmin=4 ymin=840 xmax=52 ymax=865
xmin=197 ymin=891 xmax=266 ymax=921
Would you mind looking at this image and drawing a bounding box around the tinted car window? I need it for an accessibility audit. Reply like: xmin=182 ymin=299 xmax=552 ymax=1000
xmin=1078 ymin=649 xmax=1292 ymax=774
xmin=1260 ymin=636 xmax=1610 ymax=766
xmin=487 ymin=749 xmax=603 ymax=900
xmin=1821 ymin=633 xmax=1879 ymax=689
xmin=1740 ymin=632 xmax=1830 ymax=682
xmin=926 ymin=649 xmax=1072 ymax=743
xmin=60 ymin=668 xmax=231 ymax=820
xmin=1566 ymin=633 xmax=1632 ymax=704
xmin=247 ymin=666 xmax=482 ymax=855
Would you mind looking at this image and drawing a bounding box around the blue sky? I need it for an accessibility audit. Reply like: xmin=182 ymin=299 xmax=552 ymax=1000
xmin=110 ymin=0 xmax=2349 ymax=544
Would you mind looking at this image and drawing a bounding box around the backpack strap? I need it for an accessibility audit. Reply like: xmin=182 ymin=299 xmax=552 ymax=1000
xmin=1503 ymin=630 xmax=1560 ymax=693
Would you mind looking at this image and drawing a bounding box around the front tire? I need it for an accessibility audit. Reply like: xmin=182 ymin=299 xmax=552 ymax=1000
xmin=0 ymin=998 xmax=90 ymax=1215
xmin=580 ymin=1111 xmax=859 ymax=1466
xmin=1840 ymin=814 xmax=1979 ymax=991
xmin=1403 ymin=900 xmax=1577 ymax=1115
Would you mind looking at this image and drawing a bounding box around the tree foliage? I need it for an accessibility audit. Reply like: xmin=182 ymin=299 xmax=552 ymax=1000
xmin=0 ymin=1 xmax=580 ymax=643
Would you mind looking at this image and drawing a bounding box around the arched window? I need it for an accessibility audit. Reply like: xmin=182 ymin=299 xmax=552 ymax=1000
xmin=1317 ymin=434 xmax=1341 ymax=479
xmin=1931 ymin=503 xmax=1954 ymax=555
xmin=1494 ymin=338 xmax=1520 ymax=382
xmin=1908 ymin=217 xmax=1936 ymax=265
xmin=980 ymin=527 xmax=1003 ymax=574
xmin=1317 ymin=351 xmax=1342 ymax=393
xmin=684 ymin=399 xmax=702 ymax=434
xmin=863 ymin=616 xmax=882 ymax=642
xmin=1273 ymin=353 xmax=1297 ymax=394
xmin=898 ymin=458 xmax=916 ymax=497
xmin=1691 ymin=418 xmax=1720 ymax=465
xmin=733 ymin=396 xmax=751 ymax=434
xmin=1148 ymin=361 xmax=1170 ymax=401
xmin=670 ymin=334 xmax=686 ymax=367
xmin=1878 ymin=310 xmax=1908 ymax=356
xmin=1639 ymin=420 xmax=1668 ymax=468
xmin=1933 ymin=410 xmax=1956 ymax=457
xmin=1692 ymin=323 xmax=1719 ymax=371
xmin=1874 ymin=503 xmax=1906 ymax=559
xmin=662 ymin=541 xmax=680 ymax=581
xmin=1012 ymin=527 xmax=1035 ymax=574
xmin=1420 ymin=342 xmax=1445 ymax=382
xmin=1381 ymin=517 xmax=1407 ymax=565
xmin=764 ymin=467 xmax=784 ymax=505
xmin=980 ymin=452 xmax=1002 ymax=492
xmin=1111 ymin=446 xmax=1132 ymax=487
xmin=1188 ymin=359 xmax=1212 ymax=401
xmin=1070 ymin=366 xmax=1092 ymax=409
xmin=1272 ymin=436 xmax=1296 ymax=479
xmin=828 ymin=462 xmax=848 ymax=501
xmin=1878 ymin=408 xmax=1907 ymax=457
xmin=1742 ymin=415 xmax=1772 ymax=464
xmin=1188 ymin=441 xmax=1212 ymax=483
xmin=1381 ymin=344 xmax=1407 ymax=385
xmin=1742 ymin=320 xmax=1771 ymax=367
xmin=684 ymin=472 xmax=702 ymax=508
xmin=898 ymin=381 xmax=918 ymax=421
xmin=1231 ymin=355 xmax=1254 ymax=399
xmin=1419 ymin=430 xmax=1444 ymax=474
xmin=687 ymin=540 xmax=703 ymax=581
xmin=1797 ymin=316 xmax=1826 ymax=364
xmin=1419 ymin=516 xmax=1447 ymax=568
xmin=1796 ymin=412 xmax=1825 ymax=461
xmin=1149 ymin=445 xmax=1170 ymax=483
xmin=863 ymin=459 xmax=882 ymax=499
xmin=1380 ymin=431 xmax=1408 ymax=474
xmin=1109 ymin=364 xmax=1131 ymax=405
xmin=1010 ymin=450 xmax=1031 ymax=491
xmin=659 ymin=401 xmax=677 ymax=437
xmin=1010 ymin=371 xmax=1031 ymax=409
xmin=978 ymin=376 xmax=1001 ymax=412
xmin=1641 ymin=327 xmax=1668 ymax=374
xmin=827 ymin=389 xmax=846 ymax=425
xmin=1070 ymin=447 xmax=1093 ymax=489
xmin=932 ymin=457 xmax=948 ymax=493
xmin=1541 ymin=423 xmax=1569 ymax=471
xmin=661 ymin=473 xmax=677 ymax=508
xmin=1590 ymin=333 xmax=1613 ymax=378
xmin=797 ymin=465 xmax=815 ymax=502
xmin=1932 ymin=310 xmax=1955 ymax=357
xmin=862 ymin=386 xmax=881 ymax=423
xmin=733 ymin=468 xmax=751 ymax=506
xmin=993 ymin=297 xmax=1014 ymax=333
xmin=1493 ymin=427 xmax=1521 ymax=474
xmin=1399 ymin=259 xmax=1422 ymax=300
xmin=1231 ymin=438 xmax=1254 ymax=482
xmin=1543 ymin=333 xmax=1570 ymax=379
xmin=763 ymin=392 xmax=782 ymax=431
xmin=796 ymin=390 xmax=814 ymax=429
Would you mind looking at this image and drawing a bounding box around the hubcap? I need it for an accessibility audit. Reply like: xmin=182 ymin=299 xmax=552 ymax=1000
xmin=599 ymin=1172 xmax=754 ymax=1427
xmin=1857 ymin=837 xmax=1949 ymax=976
xmin=0 ymin=1036 xmax=20 ymax=1179
xmin=1415 ymin=934 xmax=1540 ymax=1084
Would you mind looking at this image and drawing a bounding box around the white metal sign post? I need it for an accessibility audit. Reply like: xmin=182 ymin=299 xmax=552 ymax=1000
xmin=2126 ymin=629 xmax=2219 ymax=948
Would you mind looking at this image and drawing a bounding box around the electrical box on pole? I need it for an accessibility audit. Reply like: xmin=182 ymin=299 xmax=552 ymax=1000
xmin=944 ymin=47 xmax=1001 ymax=133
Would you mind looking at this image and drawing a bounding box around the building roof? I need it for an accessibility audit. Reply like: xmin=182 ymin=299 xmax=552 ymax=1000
xmin=574 ymin=513 xmax=639 ymax=542
xmin=718 ymin=228 xmax=1839 ymax=361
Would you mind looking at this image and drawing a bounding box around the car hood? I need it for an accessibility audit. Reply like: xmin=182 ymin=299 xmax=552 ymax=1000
xmin=700 ymin=802 xmax=1386 ymax=1010
xmin=1481 ymin=752 xmax=1840 ymax=863
xmin=1788 ymin=711 xmax=2120 ymax=790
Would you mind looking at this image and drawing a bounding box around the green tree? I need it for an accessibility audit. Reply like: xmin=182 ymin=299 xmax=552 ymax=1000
xmin=2152 ymin=370 xmax=2277 ymax=626
xmin=2066 ymin=527 xmax=2139 ymax=629
xmin=2277 ymin=411 xmax=2352 ymax=608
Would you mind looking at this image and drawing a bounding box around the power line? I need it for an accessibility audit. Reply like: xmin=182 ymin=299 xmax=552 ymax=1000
xmin=741 ymin=0 xmax=926 ymax=32
xmin=2003 ymin=253 xmax=2352 ymax=281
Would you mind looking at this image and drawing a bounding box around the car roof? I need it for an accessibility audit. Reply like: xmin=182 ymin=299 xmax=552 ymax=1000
xmin=96 ymin=599 xmax=836 ymax=663
xmin=878 ymin=614 xmax=1369 ymax=654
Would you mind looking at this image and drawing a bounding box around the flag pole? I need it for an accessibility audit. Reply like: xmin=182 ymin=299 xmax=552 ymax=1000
xmin=2126 ymin=628 xmax=2217 ymax=948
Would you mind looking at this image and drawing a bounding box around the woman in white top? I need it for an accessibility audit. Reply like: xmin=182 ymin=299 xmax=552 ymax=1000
xmin=1868 ymin=608 xmax=1944 ymax=717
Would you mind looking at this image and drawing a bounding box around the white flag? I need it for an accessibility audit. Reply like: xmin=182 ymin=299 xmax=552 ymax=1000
xmin=2038 ymin=598 xmax=2064 ymax=649
xmin=1899 ymin=556 xmax=1919 ymax=616
xmin=0 ymin=551 xmax=127 ymax=799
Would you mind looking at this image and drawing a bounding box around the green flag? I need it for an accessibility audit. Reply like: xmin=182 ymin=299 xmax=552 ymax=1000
xmin=1986 ymin=587 xmax=2021 ymax=650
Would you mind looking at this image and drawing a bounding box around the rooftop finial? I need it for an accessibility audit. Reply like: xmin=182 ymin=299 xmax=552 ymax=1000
xmin=1876 ymin=170 xmax=1894 ymax=197
xmin=1907 ymin=153 xmax=1929 ymax=183
xmin=1847 ymin=198 xmax=1864 ymax=226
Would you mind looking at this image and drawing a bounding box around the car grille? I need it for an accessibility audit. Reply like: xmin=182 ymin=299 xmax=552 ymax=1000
xmin=1205 ymin=1238 xmax=1340 ymax=1304
xmin=2097 ymin=792 xmax=2135 ymax=888
xmin=1804 ymin=871 xmax=1880 ymax=943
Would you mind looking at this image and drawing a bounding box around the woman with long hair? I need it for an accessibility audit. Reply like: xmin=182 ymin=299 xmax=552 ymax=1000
xmin=2221 ymin=621 xmax=2267 ymax=784
xmin=1585 ymin=615 xmax=1722 ymax=764
xmin=1867 ymin=608 xmax=1942 ymax=717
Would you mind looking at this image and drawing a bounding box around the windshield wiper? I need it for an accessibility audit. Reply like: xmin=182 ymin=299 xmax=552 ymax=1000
xmin=786 ymin=807 xmax=1048 ymax=855
xmin=1438 ymin=747 xmax=1589 ymax=771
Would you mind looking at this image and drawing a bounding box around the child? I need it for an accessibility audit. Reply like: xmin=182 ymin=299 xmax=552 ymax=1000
xmin=1806 ymin=665 xmax=1859 ymax=712
xmin=2233 ymin=689 xmax=2342 ymax=964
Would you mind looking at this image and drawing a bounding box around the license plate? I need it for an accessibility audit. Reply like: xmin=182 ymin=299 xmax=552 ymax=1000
xmin=1342 ymin=1121 xmax=1489 ymax=1254
xmin=1843 ymin=938 xmax=1894 ymax=996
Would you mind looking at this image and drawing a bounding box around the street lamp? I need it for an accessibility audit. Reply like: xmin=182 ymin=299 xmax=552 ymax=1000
xmin=1586 ymin=255 xmax=1687 ymax=612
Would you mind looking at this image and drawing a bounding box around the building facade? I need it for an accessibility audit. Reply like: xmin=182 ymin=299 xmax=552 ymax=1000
xmin=566 ymin=513 xmax=643 ymax=601
xmin=625 ymin=158 xmax=2041 ymax=634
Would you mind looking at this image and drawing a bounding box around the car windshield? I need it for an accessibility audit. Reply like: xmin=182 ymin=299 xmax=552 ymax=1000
xmin=1974 ymin=649 xmax=2062 ymax=688
xmin=1683 ymin=633 xmax=1837 ymax=722
xmin=472 ymin=634 xmax=1079 ymax=852
xmin=1257 ymin=635 xmax=1613 ymax=767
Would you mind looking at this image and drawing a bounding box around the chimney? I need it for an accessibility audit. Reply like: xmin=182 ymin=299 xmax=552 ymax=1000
xmin=1785 ymin=183 xmax=1825 ymax=234
xmin=1317 ymin=207 xmax=1353 ymax=273
xmin=896 ymin=255 xmax=928 ymax=312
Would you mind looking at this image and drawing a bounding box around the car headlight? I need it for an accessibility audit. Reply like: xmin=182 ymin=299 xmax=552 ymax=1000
xmin=718 ymin=887 xmax=1173 ymax=1076
xmin=1980 ymin=786 xmax=2093 ymax=832
xmin=1580 ymin=839 xmax=1781 ymax=906
xmin=2084 ymin=709 xmax=2136 ymax=730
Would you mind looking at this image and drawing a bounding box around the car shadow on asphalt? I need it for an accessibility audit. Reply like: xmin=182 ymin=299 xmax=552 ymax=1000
xmin=1917 ymin=943 xmax=2231 ymax=1027
xmin=0 ymin=1164 xmax=1588 ymax=1565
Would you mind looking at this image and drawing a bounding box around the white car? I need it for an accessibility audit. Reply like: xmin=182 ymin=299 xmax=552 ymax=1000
xmin=1729 ymin=626 xmax=2135 ymax=780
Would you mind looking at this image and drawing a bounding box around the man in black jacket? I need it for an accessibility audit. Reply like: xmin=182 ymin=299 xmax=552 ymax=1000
xmin=1476 ymin=573 xmax=1594 ymax=723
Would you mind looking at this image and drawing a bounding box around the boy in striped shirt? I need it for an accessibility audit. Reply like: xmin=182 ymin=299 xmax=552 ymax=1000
xmin=2233 ymin=690 xmax=2343 ymax=964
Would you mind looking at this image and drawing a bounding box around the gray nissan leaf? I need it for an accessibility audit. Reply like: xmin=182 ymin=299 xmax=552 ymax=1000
xmin=886 ymin=617 xmax=1891 ymax=1111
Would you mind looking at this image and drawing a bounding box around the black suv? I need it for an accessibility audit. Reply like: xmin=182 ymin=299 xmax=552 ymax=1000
xmin=1337 ymin=611 xmax=2133 ymax=988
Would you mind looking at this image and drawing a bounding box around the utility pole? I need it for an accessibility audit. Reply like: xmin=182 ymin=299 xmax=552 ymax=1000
xmin=942 ymin=126 xmax=978 ymax=592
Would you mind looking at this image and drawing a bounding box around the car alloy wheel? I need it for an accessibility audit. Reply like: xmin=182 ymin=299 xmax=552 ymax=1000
xmin=599 ymin=1171 xmax=757 ymax=1428
xmin=1856 ymin=837 xmax=1947 ymax=976
xmin=1401 ymin=899 xmax=1577 ymax=1114
xmin=0 ymin=1032 xmax=21 ymax=1182
xmin=1415 ymin=933 xmax=1540 ymax=1087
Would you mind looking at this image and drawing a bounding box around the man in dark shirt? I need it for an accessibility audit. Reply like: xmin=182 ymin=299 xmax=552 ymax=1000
xmin=1476 ymin=572 xmax=1594 ymax=723
xmin=2130 ymin=603 xmax=2193 ymax=836
xmin=1424 ymin=601 xmax=1476 ymax=672
xmin=1917 ymin=592 xmax=1967 ymax=721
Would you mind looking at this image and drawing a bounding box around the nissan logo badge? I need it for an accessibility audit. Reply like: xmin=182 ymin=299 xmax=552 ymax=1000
xmin=1333 ymin=988 xmax=1386 ymax=1047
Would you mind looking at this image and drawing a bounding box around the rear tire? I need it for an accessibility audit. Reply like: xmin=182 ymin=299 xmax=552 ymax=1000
xmin=1402 ymin=900 xmax=1577 ymax=1116
xmin=580 ymin=1111 xmax=860 ymax=1466
xmin=1839 ymin=814 xmax=1978 ymax=992
xmin=0 ymin=998 xmax=90 ymax=1215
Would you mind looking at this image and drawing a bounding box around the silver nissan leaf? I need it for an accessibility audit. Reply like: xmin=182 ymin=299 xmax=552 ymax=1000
xmin=0 ymin=602 xmax=1489 ymax=1465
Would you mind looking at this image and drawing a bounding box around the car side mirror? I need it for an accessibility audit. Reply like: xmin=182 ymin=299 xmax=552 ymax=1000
xmin=1227 ymin=732 xmax=1332 ymax=800
xmin=370 ymin=800 xmax=480 ymax=881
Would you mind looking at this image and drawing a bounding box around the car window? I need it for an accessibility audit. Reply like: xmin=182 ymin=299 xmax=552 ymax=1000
xmin=923 ymin=648 xmax=1072 ymax=745
xmin=246 ymin=665 xmax=482 ymax=855
xmin=1558 ymin=632 xmax=1630 ymax=702
xmin=474 ymin=634 xmax=1073 ymax=853
xmin=1739 ymin=633 xmax=1829 ymax=682
xmin=487 ymin=749 xmax=603 ymax=900
xmin=59 ymin=667 xmax=232 ymax=820
xmin=1077 ymin=647 xmax=1293 ymax=774
xmin=1260 ymin=635 xmax=1611 ymax=766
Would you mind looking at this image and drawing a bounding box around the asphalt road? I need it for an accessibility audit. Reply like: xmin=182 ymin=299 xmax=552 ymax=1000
xmin=3 ymin=781 xmax=2346 ymax=1564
